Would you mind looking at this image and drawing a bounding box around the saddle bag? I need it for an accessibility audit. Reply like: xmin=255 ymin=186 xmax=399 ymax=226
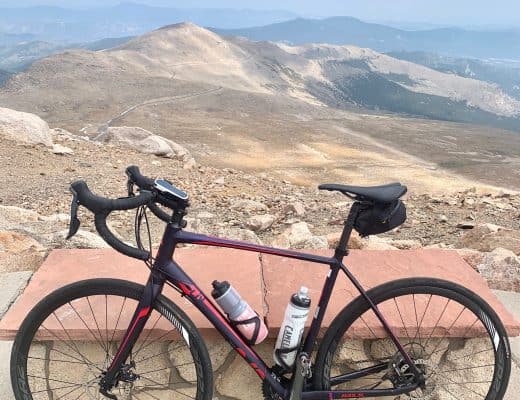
xmin=354 ymin=200 xmax=407 ymax=237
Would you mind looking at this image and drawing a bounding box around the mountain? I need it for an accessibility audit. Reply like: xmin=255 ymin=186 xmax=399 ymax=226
xmin=0 ymin=37 xmax=134 ymax=72
xmin=2 ymin=23 xmax=519 ymax=131
xmin=0 ymin=69 xmax=11 ymax=86
xmin=213 ymin=17 xmax=520 ymax=60
xmin=2 ymin=23 xmax=519 ymax=189
xmin=387 ymin=51 xmax=520 ymax=100
xmin=0 ymin=3 xmax=297 ymax=43
xmin=0 ymin=32 xmax=36 ymax=47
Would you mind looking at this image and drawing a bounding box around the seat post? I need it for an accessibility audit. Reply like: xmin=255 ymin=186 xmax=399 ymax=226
xmin=334 ymin=202 xmax=361 ymax=261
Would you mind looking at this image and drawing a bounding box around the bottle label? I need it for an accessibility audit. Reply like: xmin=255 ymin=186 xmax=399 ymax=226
xmin=281 ymin=325 xmax=294 ymax=349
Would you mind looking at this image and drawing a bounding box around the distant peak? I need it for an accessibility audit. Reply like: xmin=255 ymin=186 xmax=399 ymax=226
xmin=157 ymin=21 xmax=200 ymax=31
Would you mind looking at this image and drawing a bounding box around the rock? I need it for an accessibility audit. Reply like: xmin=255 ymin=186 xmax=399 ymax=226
xmin=218 ymin=228 xmax=262 ymax=244
xmin=284 ymin=202 xmax=306 ymax=216
xmin=0 ymin=107 xmax=53 ymax=147
xmin=230 ymin=199 xmax=268 ymax=213
xmin=476 ymin=248 xmax=520 ymax=291
xmin=439 ymin=214 xmax=448 ymax=223
xmin=363 ymin=236 xmax=398 ymax=250
xmin=151 ymin=160 xmax=162 ymax=166
xmin=325 ymin=231 xmax=364 ymax=250
xmin=183 ymin=158 xmax=197 ymax=170
xmin=386 ymin=239 xmax=422 ymax=250
xmin=0 ymin=205 xmax=40 ymax=229
xmin=245 ymin=215 xmax=275 ymax=232
xmin=51 ymin=143 xmax=74 ymax=155
xmin=456 ymin=222 xmax=475 ymax=229
xmin=0 ymin=231 xmax=47 ymax=272
xmin=213 ymin=177 xmax=225 ymax=185
xmin=196 ymin=211 xmax=215 ymax=219
xmin=455 ymin=248 xmax=484 ymax=270
xmin=105 ymin=126 xmax=192 ymax=160
xmin=273 ymin=222 xmax=327 ymax=249
xmin=55 ymin=229 xmax=109 ymax=249
xmin=457 ymin=223 xmax=520 ymax=255
xmin=39 ymin=213 xmax=70 ymax=223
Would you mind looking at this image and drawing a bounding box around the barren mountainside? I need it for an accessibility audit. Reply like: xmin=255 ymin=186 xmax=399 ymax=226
xmin=2 ymin=23 xmax=520 ymax=126
xmin=1 ymin=23 xmax=519 ymax=191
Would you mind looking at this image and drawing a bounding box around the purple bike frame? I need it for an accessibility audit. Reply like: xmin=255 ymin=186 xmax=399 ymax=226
xmin=103 ymin=223 xmax=421 ymax=400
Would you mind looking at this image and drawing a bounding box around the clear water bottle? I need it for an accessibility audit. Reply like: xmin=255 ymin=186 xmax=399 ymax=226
xmin=273 ymin=286 xmax=311 ymax=369
xmin=211 ymin=280 xmax=268 ymax=345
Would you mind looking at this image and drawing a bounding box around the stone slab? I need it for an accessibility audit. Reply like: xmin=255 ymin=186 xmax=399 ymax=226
xmin=0 ymin=271 xmax=32 ymax=319
xmin=0 ymin=248 xmax=263 ymax=339
xmin=494 ymin=290 xmax=520 ymax=364
xmin=263 ymin=249 xmax=520 ymax=337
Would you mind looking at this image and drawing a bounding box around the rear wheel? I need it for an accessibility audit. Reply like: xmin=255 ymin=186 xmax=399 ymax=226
xmin=313 ymin=278 xmax=511 ymax=400
xmin=11 ymin=278 xmax=213 ymax=400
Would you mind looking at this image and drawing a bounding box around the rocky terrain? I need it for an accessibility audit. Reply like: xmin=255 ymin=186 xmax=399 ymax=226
xmin=0 ymin=106 xmax=518 ymax=293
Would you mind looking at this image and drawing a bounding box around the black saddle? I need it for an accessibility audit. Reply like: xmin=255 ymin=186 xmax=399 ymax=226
xmin=318 ymin=182 xmax=407 ymax=203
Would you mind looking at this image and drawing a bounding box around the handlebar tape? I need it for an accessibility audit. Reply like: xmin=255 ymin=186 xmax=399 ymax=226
xmin=70 ymin=180 xmax=154 ymax=260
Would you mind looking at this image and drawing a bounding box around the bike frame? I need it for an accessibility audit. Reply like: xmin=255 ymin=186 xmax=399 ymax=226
xmin=102 ymin=205 xmax=422 ymax=399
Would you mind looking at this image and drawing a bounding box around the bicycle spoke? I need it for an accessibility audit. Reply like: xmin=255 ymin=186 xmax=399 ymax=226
xmin=426 ymin=305 xmax=467 ymax=357
xmin=132 ymin=313 xmax=163 ymax=356
xmin=67 ymin=301 xmax=107 ymax=354
xmin=393 ymin=297 xmax=413 ymax=344
xmin=134 ymin=341 xmax=185 ymax=364
xmin=109 ymin=296 xmax=127 ymax=344
xmin=28 ymin=355 xmax=86 ymax=365
xmin=32 ymin=383 xmax=82 ymax=394
xmin=43 ymin=317 xmax=99 ymax=370
xmin=421 ymin=297 xmax=451 ymax=350
xmin=55 ymin=384 xmax=83 ymax=400
xmin=411 ymin=294 xmax=432 ymax=351
xmin=86 ymin=296 xmax=109 ymax=357
xmin=139 ymin=376 xmax=196 ymax=399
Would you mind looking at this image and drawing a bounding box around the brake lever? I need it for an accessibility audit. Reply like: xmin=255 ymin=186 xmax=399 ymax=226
xmin=127 ymin=178 xmax=135 ymax=197
xmin=66 ymin=188 xmax=81 ymax=239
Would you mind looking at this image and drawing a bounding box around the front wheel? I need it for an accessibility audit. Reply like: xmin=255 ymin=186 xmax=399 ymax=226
xmin=11 ymin=278 xmax=213 ymax=400
xmin=313 ymin=278 xmax=511 ymax=400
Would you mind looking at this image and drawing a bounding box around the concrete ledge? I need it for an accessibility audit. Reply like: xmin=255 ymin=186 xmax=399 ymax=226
xmin=0 ymin=248 xmax=518 ymax=341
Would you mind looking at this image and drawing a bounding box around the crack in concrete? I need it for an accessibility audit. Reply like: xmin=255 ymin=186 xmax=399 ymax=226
xmin=258 ymin=253 xmax=270 ymax=326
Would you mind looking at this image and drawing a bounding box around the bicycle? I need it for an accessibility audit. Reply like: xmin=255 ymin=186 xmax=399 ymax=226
xmin=10 ymin=165 xmax=512 ymax=400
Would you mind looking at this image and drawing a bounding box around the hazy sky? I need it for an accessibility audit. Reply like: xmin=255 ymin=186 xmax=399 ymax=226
xmin=2 ymin=0 xmax=520 ymax=26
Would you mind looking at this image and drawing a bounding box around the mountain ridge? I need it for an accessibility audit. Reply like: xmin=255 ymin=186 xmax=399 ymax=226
xmin=213 ymin=16 xmax=520 ymax=60
xmin=2 ymin=22 xmax=519 ymax=130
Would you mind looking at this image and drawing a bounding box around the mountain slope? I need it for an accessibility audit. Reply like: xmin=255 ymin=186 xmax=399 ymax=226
xmin=1 ymin=23 xmax=519 ymax=131
xmin=387 ymin=51 xmax=520 ymax=100
xmin=213 ymin=17 xmax=520 ymax=60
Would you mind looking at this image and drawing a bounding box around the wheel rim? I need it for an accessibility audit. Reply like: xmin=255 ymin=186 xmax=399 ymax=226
xmin=322 ymin=288 xmax=508 ymax=400
xmin=17 ymin=292 xmax=201 ymax=400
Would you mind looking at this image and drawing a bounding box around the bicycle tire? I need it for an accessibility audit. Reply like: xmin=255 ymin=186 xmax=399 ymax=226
xmin=11 ymin=278 xmax=213 ymax=400
xmin=313 ymin=277 xmax=511 ymax=400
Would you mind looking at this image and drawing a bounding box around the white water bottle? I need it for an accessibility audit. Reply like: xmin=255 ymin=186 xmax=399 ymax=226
xmin=273 ymin=286 xmax=311 ymax=369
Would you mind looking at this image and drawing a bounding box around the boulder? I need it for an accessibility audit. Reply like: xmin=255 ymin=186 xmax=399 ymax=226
xmin=325 ymin=230 xmax=364 ymax=250
xmin=51 ymin=143 xmax=74 ymax=155
xmin=0 ymin=231 xmax=47 ymax=272
xmin=273 ymin=222 xmax=327 ymax=249
xmin=106 ymin=126 xmax=192 ymax=160
xmin=217 ymin=228 xmax=262 ymax=245
xmin=455 ymin=248 xmax=484 ymax=270
xmin=363 ymin=236 xmax=398 ymax=250
xmin=457 ymin=223 xmax=520 ymax=255
xmin=54 ymin=229 xmax=109 ymax=249
xmin=0 ymin=107 xmax=53 ymax=146
xmin=284 ymin=202 xmax=306 ymax=216
xmin=0 ymin=205 xmax=40 ymax=229
xmin=230 ymin=199 xmax=268 ymax=213
xmin=476 ymin=248 xmax=520 ymax=291
xmin=245 ymin=215 xmax=275 ymax=231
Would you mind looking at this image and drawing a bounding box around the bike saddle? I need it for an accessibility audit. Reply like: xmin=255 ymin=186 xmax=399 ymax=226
xmin=318 ymin=182 xmax=407 ymax=203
